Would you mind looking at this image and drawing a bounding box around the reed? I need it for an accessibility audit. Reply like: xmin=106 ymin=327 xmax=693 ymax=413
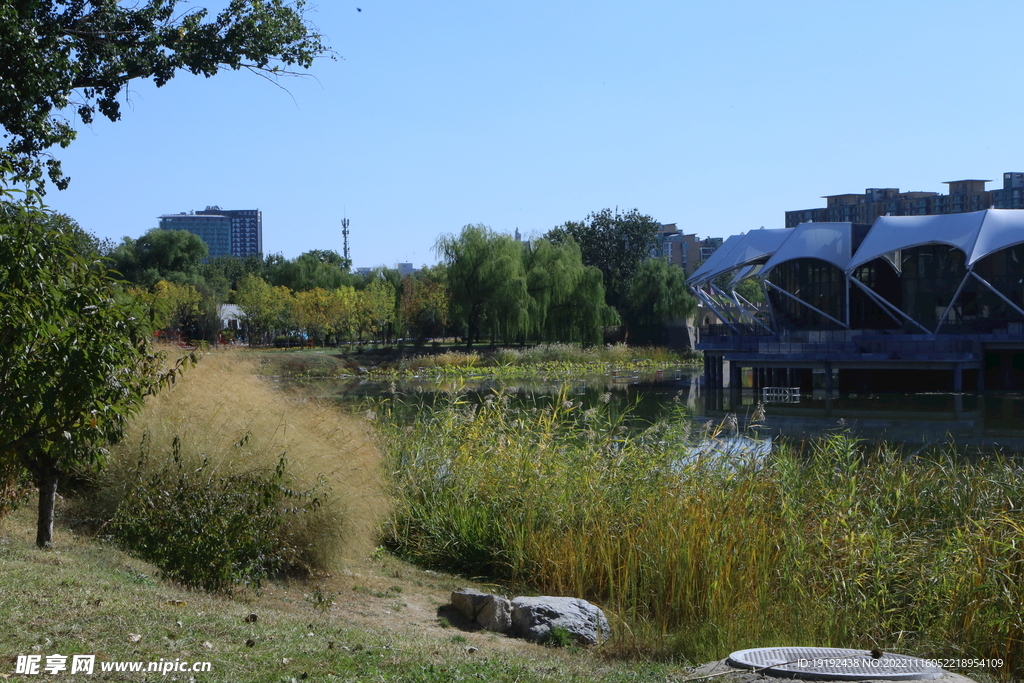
xmin=375 ymin=390 xmax=1024 ymax=679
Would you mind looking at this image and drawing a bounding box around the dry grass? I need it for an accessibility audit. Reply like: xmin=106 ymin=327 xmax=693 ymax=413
xmin=79 ymin=348 xmax=386 ymax=568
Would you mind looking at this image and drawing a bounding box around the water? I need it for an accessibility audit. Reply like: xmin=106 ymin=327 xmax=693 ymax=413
xmin=284 ymin=368 xmax=1024 ymax=454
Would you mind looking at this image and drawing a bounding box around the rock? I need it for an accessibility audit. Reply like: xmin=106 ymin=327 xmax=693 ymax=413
xmin=477 ymin=594 xmax=512 ymax=633
xmin=450 ymin=589 xmax=513 ymax=633
xmin=451 ymin=589 xmax=490 ymax=622
xmin=510 ymin=596 xmax=610 ymax=645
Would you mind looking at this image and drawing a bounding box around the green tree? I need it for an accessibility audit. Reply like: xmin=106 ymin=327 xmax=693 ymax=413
xmin=0 ymin=194 xmax=185 ymax=548
xmin=546 ymin=208 xmax=662 ymax=313
xmin=400 ymin=269 xmax=449 ymax=345
xmin=0 ymin=0 xmax=329 ymax=191
xmin=235 ymin=274 xmax=290 ymax=345
xmin=110 ymin=228 xmax=208 ymax=286
xmin=267 ymin=251 xmax=353 ymax=292
xmin=436 ymin=225 xmax=529 ymax=348
xmin=519 ymin=236 xmax=617 ymax=344
xmin=623 ymin=258 xmax=696 ymax=344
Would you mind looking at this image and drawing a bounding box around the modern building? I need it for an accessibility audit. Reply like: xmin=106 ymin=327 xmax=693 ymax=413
xmin=197 ymin=206 xmax=262 ymax=258
xmin=159 ymin=206 xmax=262 ymax=259
xmin=785 ymin=172 xmax=1024 ymax=227
xmin=691 ymin=209 xmax=1024 ymax=396
xmin=658 ymin=224 xmax=724 ymax=276
xmin=158 ymin=212 xmax=233 ymax=259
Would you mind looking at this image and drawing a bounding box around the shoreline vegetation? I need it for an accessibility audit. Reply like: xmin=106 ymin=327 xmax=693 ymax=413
xmin=254 ymin=341 xmax=702 ymax=380
xmin=1 ymin=348 xmax=1019 ymax=681
xmin=372 ymin=387 xmax=1024 ymax=679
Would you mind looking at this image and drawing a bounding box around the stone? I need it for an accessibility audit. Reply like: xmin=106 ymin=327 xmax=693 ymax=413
xmin=450 ymin=589 xmax=513 ymax=633
xmin=476 ymin=594 xmax=512 ymax=633
xmin=510 ymin=596 xmax=611 ymax=645
xmin=450 ymin=589 xmax=491 ymax=622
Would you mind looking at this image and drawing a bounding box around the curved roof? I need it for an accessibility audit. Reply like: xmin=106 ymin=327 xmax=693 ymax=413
xmin=690 ymin=228 xmax=792 ymax=286
xmin=761 ymin=222 xmax=851 ymax=273
xmin=847 ymin=209 xmax=1024 ymax=272
xmin=687 ymin=234 xmax=743 ymax=286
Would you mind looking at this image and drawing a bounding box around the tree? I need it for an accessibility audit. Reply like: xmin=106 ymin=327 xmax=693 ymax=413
xmin=139 ymin=280 xmax=203 ymax=335
xmin=0 ymin=0 xmax=329 ymax=191
xmin=546 ymin=208 xmax=662 ymax=313
xmin=0 ymin=192 xmax=184 ymax=547
xmin=110 ymin=228 xmax=208 ymax=286
xmin=435 ymin=225 xmax=529 ymax=348
xmin=235 ymin=274 xmax=290 ymax=345
xmin=400 ymin=269 xmax=449 ymax=344
xmin=293 ymin=287 xmax=339 ymax=345
xmin=623 ymin=258 xmax=696 ymax=344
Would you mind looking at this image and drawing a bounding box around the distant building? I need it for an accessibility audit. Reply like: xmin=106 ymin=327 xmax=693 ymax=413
xmin=158 ymin=213 xmax=233 ymax=258
xmin=785 ymin=172 xmax=1024 ymax=227
xmin=159 ymin=206 xmax=262 ymax=259
xmin=197 ymin=206 xmax=262 ymax=258
xmin=397 ymin=263 xmax=418 ymax=277
xmin=658 ymin=223 xmax=724 ymax=276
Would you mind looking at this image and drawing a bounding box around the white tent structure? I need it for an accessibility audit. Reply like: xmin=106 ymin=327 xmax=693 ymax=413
xmin=689 ymin=228 xmax=792 ymax=334
xmin=845 ymin=209 xmax=1024 ymax=334
xmin=759 ymin=222 xmax=854 ymax=329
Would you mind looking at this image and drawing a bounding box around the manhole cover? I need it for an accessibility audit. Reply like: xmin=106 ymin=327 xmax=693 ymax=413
xmin=727 ymin=647 xmax=943 ymax=681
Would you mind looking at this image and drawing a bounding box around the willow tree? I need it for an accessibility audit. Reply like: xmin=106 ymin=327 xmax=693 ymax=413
xmin=522 ymin=237 xmax=616 ymax=344
xmin=435 ymin=225 xmax=528 ymax=348
xmin=623 ymin=257 xmax=696 ymax=344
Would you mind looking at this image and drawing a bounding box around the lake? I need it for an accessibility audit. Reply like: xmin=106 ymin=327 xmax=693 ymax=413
xmin=281 ymin=367 xmax=1024 ymax=454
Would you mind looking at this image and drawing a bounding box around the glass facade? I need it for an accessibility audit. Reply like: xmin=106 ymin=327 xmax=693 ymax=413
xmin=158 ymin=215 xmax=232 ymax=259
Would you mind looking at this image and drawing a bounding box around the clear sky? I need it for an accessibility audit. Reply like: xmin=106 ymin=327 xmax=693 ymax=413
xmin=42 ymin=0 xmax=1024 ymax=271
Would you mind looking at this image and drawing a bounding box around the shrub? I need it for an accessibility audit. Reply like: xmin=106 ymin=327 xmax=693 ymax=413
xmin=0 ymin=458 xmax=31 ymax=521
xmin=112 ymin=438 xmax=328 ymax=592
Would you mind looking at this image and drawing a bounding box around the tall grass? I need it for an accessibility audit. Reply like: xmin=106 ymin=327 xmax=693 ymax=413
xmin=77 ymin=350 xmax=385 ymax=571
xmin=374 ymin=390 xmax=1024 ymax=678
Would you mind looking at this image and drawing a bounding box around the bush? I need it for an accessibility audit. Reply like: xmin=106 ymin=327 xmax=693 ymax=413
xmin=112 ymin=438 xmax=328 ymax=592
xmin=0 ymin=458 xmax=31 ymax=521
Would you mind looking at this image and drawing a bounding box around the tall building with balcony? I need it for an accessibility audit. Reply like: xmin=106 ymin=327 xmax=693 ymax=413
xmin=159 ymin=206 xmax=263 ymax=259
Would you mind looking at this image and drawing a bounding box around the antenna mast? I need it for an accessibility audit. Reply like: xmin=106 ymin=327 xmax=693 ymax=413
xmin=341 ymin=216 xmax=351 ymax=265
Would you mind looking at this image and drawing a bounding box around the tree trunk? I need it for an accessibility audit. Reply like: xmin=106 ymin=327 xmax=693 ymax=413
xmin=36 ymin=464 xmax=59 ymax=548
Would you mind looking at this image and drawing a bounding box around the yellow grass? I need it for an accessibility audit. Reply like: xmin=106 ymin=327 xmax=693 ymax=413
xmin=87 ymin=348 xmax=385 ymax=567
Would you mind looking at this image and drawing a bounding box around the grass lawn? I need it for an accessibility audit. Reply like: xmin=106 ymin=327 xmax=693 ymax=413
xmin=0 ymin=506 xmax=683 ymax=682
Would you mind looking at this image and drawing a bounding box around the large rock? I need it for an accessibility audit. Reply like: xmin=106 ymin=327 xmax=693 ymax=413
xmin=450 ymin=589 xmax=512 ymax=633
xmin=510 ymin=596 xmax=611 ymax=645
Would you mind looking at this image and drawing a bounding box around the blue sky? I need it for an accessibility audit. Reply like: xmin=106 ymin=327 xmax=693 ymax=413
xmin=43 ymin=0 xmax=1024 ymax=270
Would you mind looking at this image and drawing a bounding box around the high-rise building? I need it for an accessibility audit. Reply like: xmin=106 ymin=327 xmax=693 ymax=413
xmin=159 ymin=206 xmax=262 ymax=259
xmin=196 ymin=206 xmax=262 ymax=258
xmin=158 ymin=212 xmax=233 ymax=258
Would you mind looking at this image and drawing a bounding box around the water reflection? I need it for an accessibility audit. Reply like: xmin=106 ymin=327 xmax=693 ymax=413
xmin=287 ymin=368 xmax=1024 ymax=454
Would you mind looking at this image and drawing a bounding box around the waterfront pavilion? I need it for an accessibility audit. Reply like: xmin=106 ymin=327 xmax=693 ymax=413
xmin=693 ymin=209 xmax=1024 ymax=395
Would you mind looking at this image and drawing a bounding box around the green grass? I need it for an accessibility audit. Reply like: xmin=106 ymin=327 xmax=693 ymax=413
xmin=0 ymin=507 xmax=680 ymax=683
xmin=374 ymin=389 xmax=1024 ymax=680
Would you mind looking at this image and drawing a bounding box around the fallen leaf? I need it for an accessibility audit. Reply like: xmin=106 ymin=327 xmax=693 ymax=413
xmin=127 ymin=634 xmax=142 ymax=643
xmin=244 ymin=613 xmax=258 ymax=623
